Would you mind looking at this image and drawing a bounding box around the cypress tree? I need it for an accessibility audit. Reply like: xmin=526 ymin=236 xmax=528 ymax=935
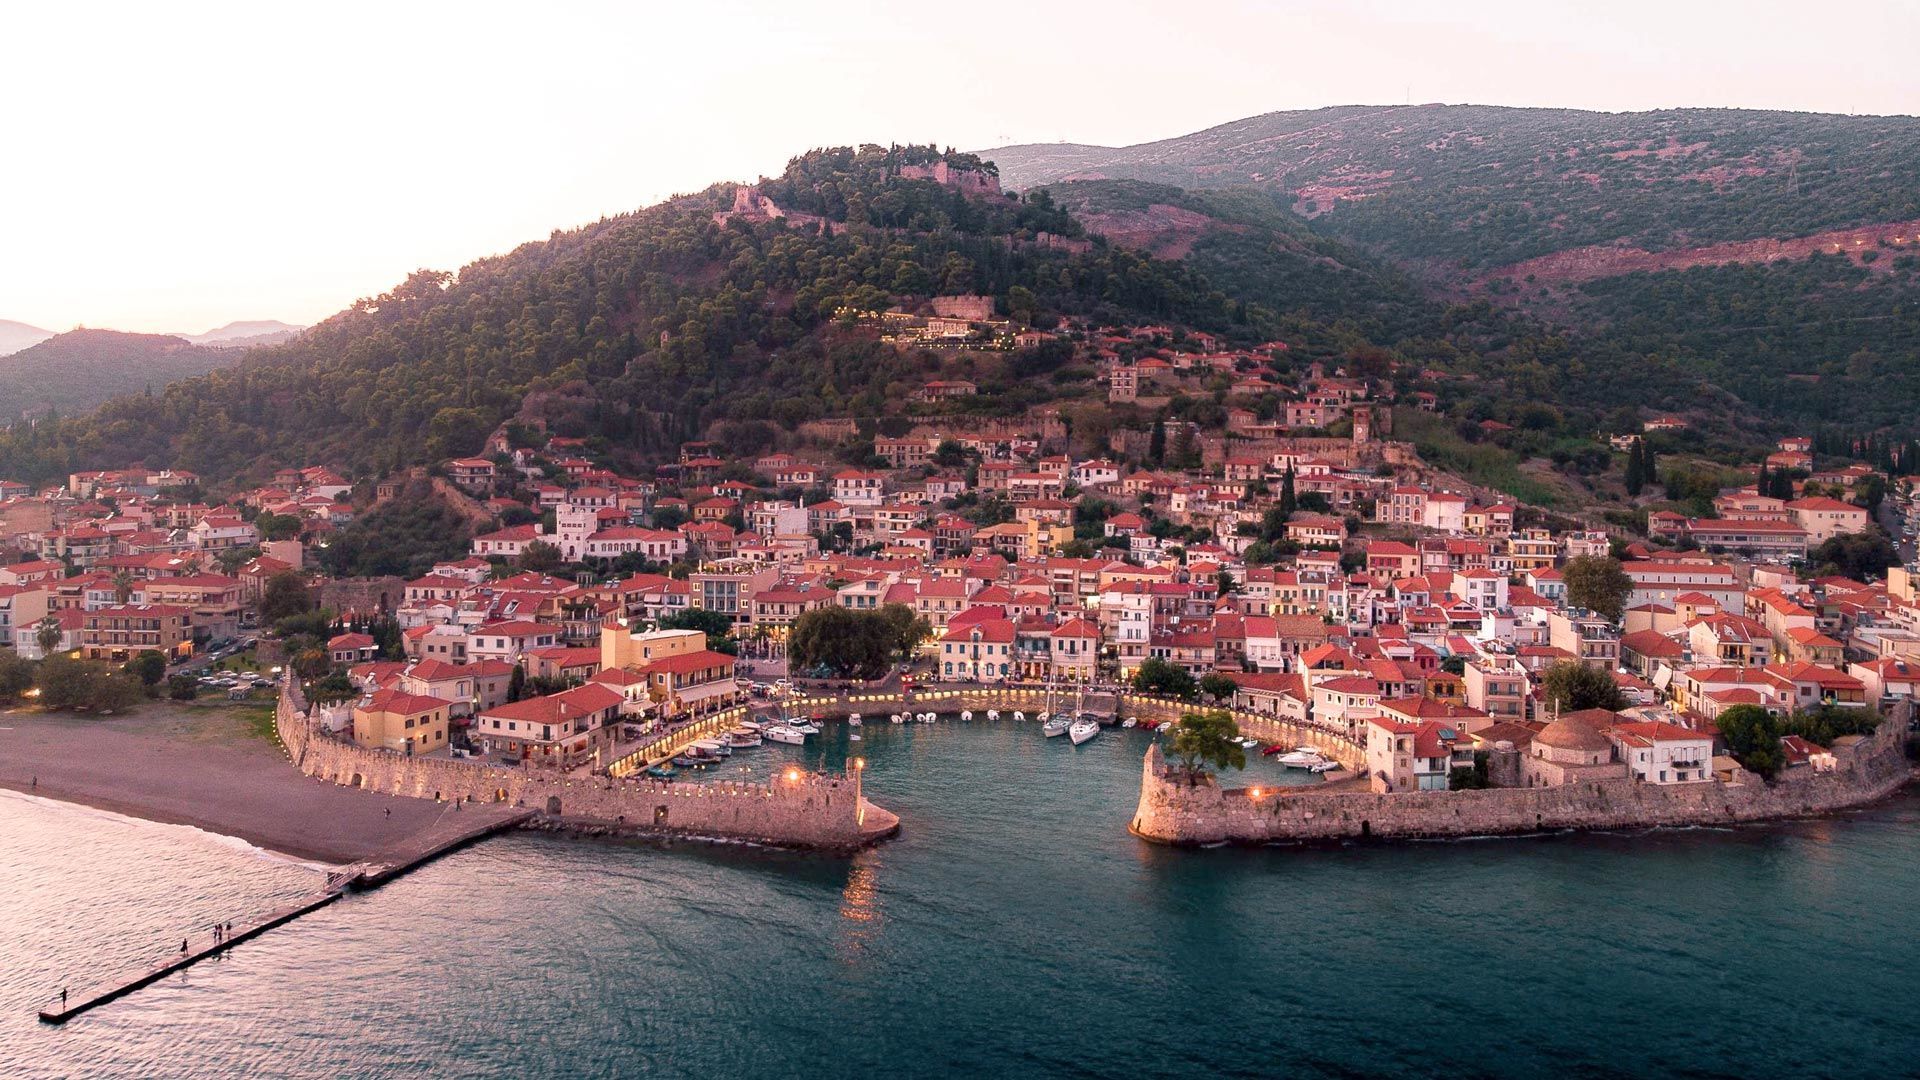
xmin=1149 ymin=420 xmax=1166 ymax=465
xmin=1753 ymin=460 xmax=1769 ymax=500
xmin=1625 ymin=440 xmax=1646 ymax=496
xmin=1279 ymin=466 xmax=1298 ymax=517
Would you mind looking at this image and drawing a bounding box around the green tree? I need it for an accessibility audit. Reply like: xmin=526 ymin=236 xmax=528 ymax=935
xmin=37 ymin=655 xmax=143 ymax=712
xmin=658 ymin=608 xmax=737 ymax=652
xmin=0 ymin=650 xmax=34 ymax=705
xmin=258 ymin=572 xmax=313 ymax=624
xmin=123 ymin=650 xmax=167 ymax=689
xmin=1716 ymin=703 xmax=1785 ymax=779
xmin=1563 ymin=555 xmax=1633 ymax=621
xmin=1540 ymin=660 xmax=1626 ymax=713
xmin=516 ymin=540 xmax=564 ymax=574
xmin=110 ymin=570 xmax=135 ymax=606
xmin=290 ymin=648 xmax=331 ymax=681
xmin=876 ymin=603 xmax=932 ymax=664
xmin=1166 ymin=709 xmax=1246 ymax=783
xmin=507 ymin=665 xmax=527 ymax=703
xmin=1198 ymin=672 xmax=1238 ymax=704
xmin=932 ymin=439 xmax=970 ymax=468
xmin=1624 ymin=440 xmax=1646 ymax=496
xmin=166 ymin=673 xmax=199 ymax=701
xmin=1148 ymin=420 xmax=1166 ymax=464
xmin=789 ymin=606 xmax=894 ymax=680
xmin=1131 ymin=656 xmax=1198 ymax=699
xmin=1278 ymin=466 xmax=1297 ymax=517
xmin=1809 ymin=528 xmax=1900 ymax=582
xmin=254 ymin=511 xmax=303 ymax=541
xmin=309 ymin=669 xmax=358 ymax=705
xmin=34 ymin=615 xmax=63 ymax=657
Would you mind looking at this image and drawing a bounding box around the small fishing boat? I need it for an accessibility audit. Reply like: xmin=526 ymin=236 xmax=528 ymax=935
xmin=1012 ymin=710 xmax=1025 ymax=722
xmin=646 ymin=764 xmax=678 ymax=780
xmin=848 ymin=713 xmax=862 ymax=727
xmin=961 ymin=710 xmax=972 ymax=722
xmin=724 ymin=727 xmax=762 ymax=749
xmin=1069 ymin=717 xmax=1099 ymax=745
xmin=986 ymin=709 xmax=1000 ymax=721
xmin=1121 ymin=718 xmax=1137 ymax=729
xmin=763 ymin=724 xmax=806 ymax=746
xmin=790 ymin=719 xmax=821 ymax=736
xmin=692 ymin=738 xmax=731 ymax=758
xmin=890 ymin=713 xmax=905 ymax=725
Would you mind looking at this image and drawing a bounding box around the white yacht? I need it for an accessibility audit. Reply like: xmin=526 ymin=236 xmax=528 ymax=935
xmin=763 ymin=724 xmax=806 ymax=746
xmin=1277 ymin=745 xmax=1329 ymax=770
xmin=848 ymin=713 xmax=862 ymax=727
xmin=1069 ymin=717 xmax=1099 ymax=745
xmin=790 ymin=718 xmax=821 ymax=736
xmin=1042 ymin=715 xmax=1070 ymax=738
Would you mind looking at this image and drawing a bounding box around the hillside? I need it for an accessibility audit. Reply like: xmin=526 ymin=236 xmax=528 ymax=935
xmin=0 ymin=329 xmax=247 ymax=418
xmin=989 ymin=105 xmax=1920 ymax=434
xmin=989 ymin=105 xmax=1920 ymax=268
xmin=1036 ymin=179 xmax=1432 ymax=336
xmin=0 ymin=320 xmax=53 ymax=357
xmin=0 ymin=146 xmax=1287 ymax=487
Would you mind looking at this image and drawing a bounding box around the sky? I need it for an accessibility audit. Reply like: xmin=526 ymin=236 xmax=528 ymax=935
xmin=4 ymin=0 xmax=1915 ymax=335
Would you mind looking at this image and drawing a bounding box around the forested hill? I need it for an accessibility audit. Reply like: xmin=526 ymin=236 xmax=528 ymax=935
xmin=0 ymin=146 xmax=1286 ymax=488
xmin=988 ymin=105 xmax=1920 ymax=269
xmin=0 ymin=329 xmax=246 ymax=418
xmin=990 ymin=106 xmax=1920 ymax=434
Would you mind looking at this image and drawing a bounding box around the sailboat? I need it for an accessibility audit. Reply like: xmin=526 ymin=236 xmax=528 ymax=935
xmin=1069 ymin=682 xmax=1100 ymax=744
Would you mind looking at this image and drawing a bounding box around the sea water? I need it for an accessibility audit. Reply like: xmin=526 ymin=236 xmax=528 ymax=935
xmin=5 ymin=722 xmax=1919 ymax=1078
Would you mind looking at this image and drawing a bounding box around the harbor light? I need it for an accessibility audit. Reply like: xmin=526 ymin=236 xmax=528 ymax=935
xmin=785 ymin=768 xmax=801 ymax=783
xmin=1249 ymin=788 xmax=1263 ymax=800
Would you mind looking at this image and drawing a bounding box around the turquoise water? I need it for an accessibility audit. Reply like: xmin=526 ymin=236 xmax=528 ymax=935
xmin=5 ymin=720 xmax=1920 ymax=1079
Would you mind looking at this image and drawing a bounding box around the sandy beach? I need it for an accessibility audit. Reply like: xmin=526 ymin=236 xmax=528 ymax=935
xmin=0 ymin=703 xmax=466 ymax=864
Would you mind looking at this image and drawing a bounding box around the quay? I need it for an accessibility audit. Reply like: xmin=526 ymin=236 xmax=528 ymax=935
xmin=38 ymin=804 xmax=531 ymax=1025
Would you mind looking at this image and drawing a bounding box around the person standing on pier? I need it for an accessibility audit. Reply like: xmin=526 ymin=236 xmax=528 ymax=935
xmin=180 ymin=939 xmax=187 ymax=955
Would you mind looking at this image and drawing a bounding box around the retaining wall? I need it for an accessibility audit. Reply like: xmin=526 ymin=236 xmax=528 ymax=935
xmin=276 ymin=687 xmax=889 ymax=852
xmin=1131 ymin=718 xmax=1913 ymax=845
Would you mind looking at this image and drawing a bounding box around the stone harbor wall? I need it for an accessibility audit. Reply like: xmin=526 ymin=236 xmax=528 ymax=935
xmin=276 ymin=687 xmax=891 ymax=852
xmin=1131 ymin=717 xmax=1913 ymax=845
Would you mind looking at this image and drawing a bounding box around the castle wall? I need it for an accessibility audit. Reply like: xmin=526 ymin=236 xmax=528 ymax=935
xmin=276 ymin=686 xmax=889 ymax=852
xmin=1131 ymin=718 xmax=1912 ymax=845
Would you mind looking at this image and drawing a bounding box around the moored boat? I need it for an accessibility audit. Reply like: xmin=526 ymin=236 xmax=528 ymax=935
xmin=1042 ymin=715 xmax=1070 ymax=738
xmin=1069 ymin=717 xmax=1099 ymax=745
xmin=692 ymin=738 xmax=731 ymax=758
xmin=725 ymin=727 xmax=763 ymax=748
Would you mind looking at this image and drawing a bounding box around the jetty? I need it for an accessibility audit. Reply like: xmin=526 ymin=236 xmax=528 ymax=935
xmin=38 ymin=804 xmax=531 ymax=1025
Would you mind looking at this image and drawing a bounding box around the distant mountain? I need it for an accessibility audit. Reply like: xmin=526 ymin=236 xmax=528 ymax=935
xmin=988 ymin=105 xmax=1920 ymax=270
xmin=180 ymin=320 xmax=304 ymax=347
xmin=991 ymin=105 xmax=1920 ymax=432
xmin=0 ymin=329 xmax=249 ymax=417
xmin=0 ymin=320 xmax=54 ymax=357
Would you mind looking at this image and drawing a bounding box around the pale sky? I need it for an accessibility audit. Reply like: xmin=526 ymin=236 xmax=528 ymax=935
xmin=4 ymin=0 xmax=1914 ymax=334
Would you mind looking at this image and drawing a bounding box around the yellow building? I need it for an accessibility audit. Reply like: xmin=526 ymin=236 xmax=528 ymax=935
xmin=599 ymin=624 xmax=705 ymax=672
xmin=351 ymin=687 xmax=453 ymax=754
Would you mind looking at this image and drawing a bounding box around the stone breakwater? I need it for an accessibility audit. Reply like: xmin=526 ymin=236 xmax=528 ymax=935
xmin=276 ymin=689 xmax=897 ymax=853
xmin=1130 ymin=719 xmax=1913 ymax=845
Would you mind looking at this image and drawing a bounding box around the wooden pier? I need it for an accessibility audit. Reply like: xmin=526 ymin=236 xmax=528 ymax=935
xmin=37 ymin=805 xmax=533 ymax=1024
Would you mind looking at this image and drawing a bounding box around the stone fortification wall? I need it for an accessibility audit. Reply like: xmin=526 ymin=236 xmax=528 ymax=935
xmin=276 ymin=687 xmax=886 ymax=852
xmin=1131 ymin=718 xmax=1912 ymax=845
